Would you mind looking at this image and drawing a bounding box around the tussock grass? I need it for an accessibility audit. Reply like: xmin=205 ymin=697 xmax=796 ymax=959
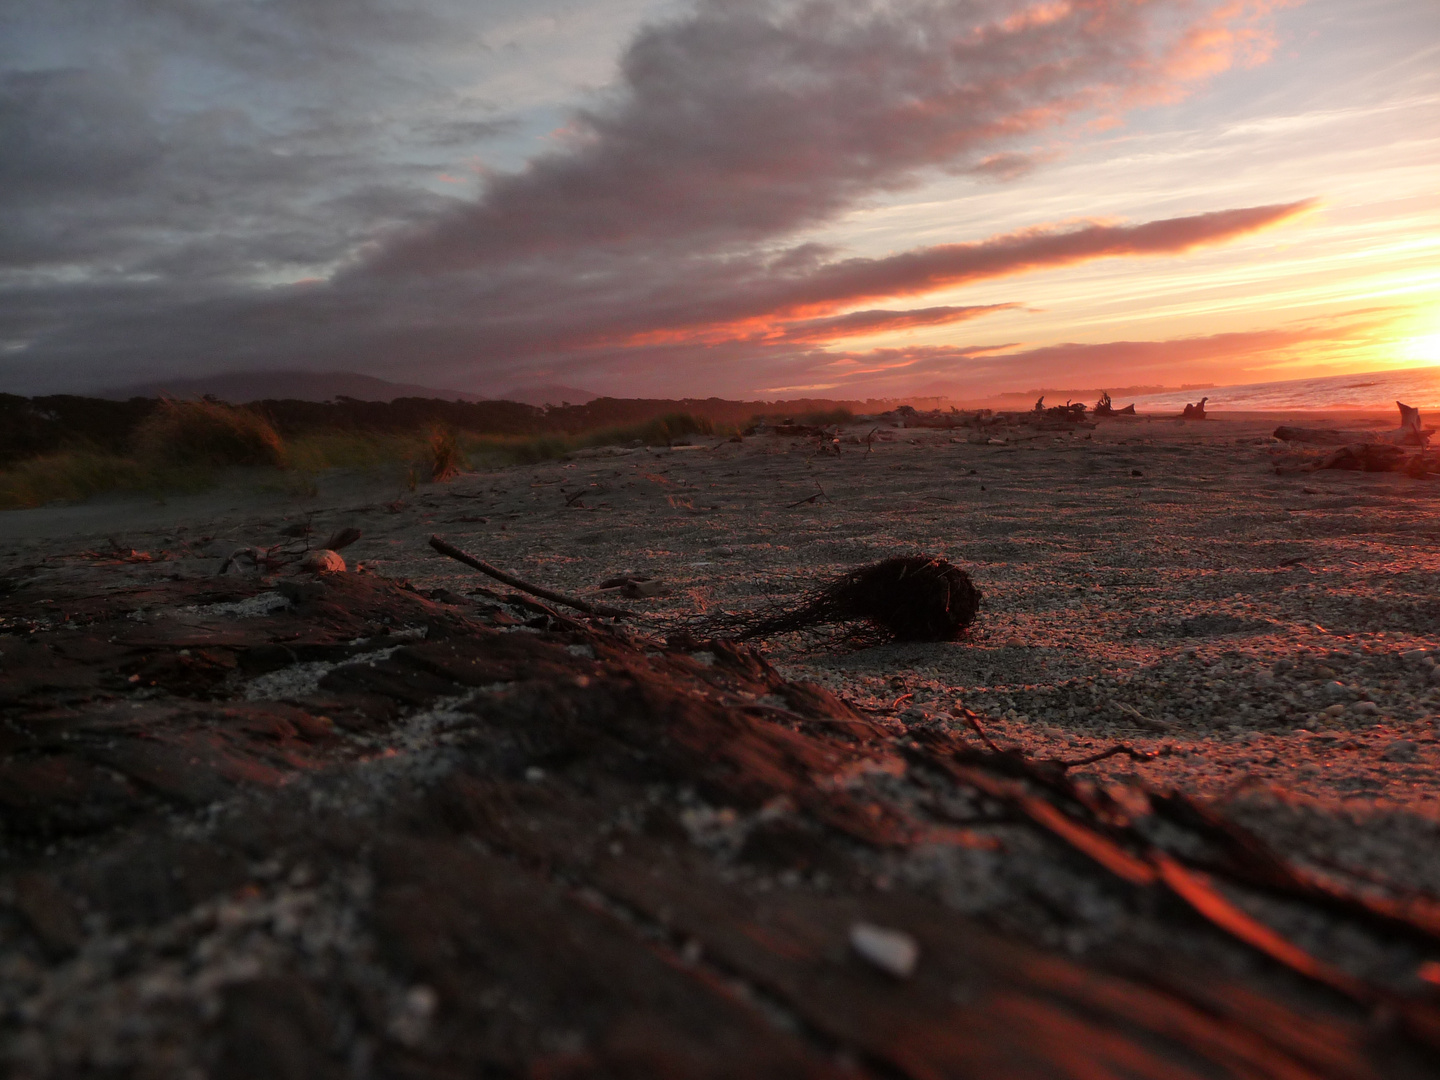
xmin=423 ymin=427 xmax=468 ymax=481
xmin=0 ymin=408 xmax=722 ymax=508
xmin=134 ymin=399 xmax=287 ymax=469
xmin=286 ymin=431 xmax=421 ymax=473
xmin=0 ymin=452 xmax=150 ymax=509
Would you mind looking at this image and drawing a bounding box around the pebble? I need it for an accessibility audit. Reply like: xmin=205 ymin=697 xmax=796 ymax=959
xmin=1381 ymin=740 xmax=1419 ymax=763
xmin=849 ymin=922 xmax=919 ymax=979
xmin=303 ymin=549 xmax=346 ymax=574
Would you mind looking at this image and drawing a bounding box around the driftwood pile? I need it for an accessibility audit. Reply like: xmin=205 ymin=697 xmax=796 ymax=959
xmin=1091 ymin=391 xmax=1136 ymax=417
xmin=1274 ymin=402 xmax=1437 ymax=476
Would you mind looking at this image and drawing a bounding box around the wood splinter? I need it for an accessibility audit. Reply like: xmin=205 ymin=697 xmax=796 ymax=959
xmin=428 ymin=535 xmax=633 ymax=619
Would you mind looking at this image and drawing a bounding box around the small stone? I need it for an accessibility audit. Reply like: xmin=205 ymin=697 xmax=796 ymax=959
xmin=1381 ymin=740 xmax=1419 ymax=762
xmin=303 ymin=549 xmax=346 ymax=573
xmin=1323 ymin=703 xmax=1346 ymax=716
xmin=1351 ymin=701 xmax=1379 ymax=716
xmin=849 ymin=922 xmax=919 ymax=978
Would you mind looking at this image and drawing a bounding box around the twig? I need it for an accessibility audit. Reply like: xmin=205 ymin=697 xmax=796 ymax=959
xmin=962 ymin=710 xmax=1002 ymax=753
xmin=785 ymin=479 xmax=830 ymax=509
xmin=1059 ymin=744 xmax=1155 ymax=769
xmin=891 ymin=693 xmax=914 ymax=711
xmin=1114 ymin=701 xmax=1173 ymax=731
xmin=428 ymin=536 xmax=633 ymax=619
xmin=865 ymin=427 xmax=878 ymax=454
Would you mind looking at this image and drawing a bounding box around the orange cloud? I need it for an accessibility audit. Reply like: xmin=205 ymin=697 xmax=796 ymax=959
xmin=589 ymin=201 xmax=1315 ymax=351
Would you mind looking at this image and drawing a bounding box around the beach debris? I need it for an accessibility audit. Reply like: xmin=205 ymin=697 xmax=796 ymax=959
xmin=1272 ymin=426 xmax=1376 ymax=445
xmin=1181 ymin=397 xmax=1209 ymax=419
xmin=597 ymin=574 xmax=666 ymax=599
xmin=1316 ymin=444 xmax=1406 ymax=472
xmin=322 ymin=526 xmax=362 ymax=552
xmin=718 ymin=555 xmax=980 ymax=643
xmin=564 ymin=484 xmax=609 ymax=507
xmin=218 ymin=547 xmax=261 ymax=574
xmin=785 ymin=480 xmax=830 ymax=508
xmin=1091 ymin=392 xmax=1137 ymax=417
xmin=429 ymin=535 xmax=632 ymax=618
xmin=1057 ymin=743 xmax=1156 ymax=769
xmin=303 ymin=549 xmax=346 ymax=574
xmin=1114 ymin=701 xmax=1173 ymax=731
xmin=849 ymin=922 xmax=919 ymax=978
xmin=8 ymin=562 xmax=1440 ymax=1073
xmin=1390 ymin=401 xmax=1434 ymax=446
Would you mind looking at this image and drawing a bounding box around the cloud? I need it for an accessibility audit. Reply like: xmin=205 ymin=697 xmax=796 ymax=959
xmin=369 ymin=0 xmax=1289 ymax=274
xmin=0 ymin=0 xmax=1306 ymax=395
xmin=753 ymin=311 xmax=1391 ymax=399
xmin=763 ymin=304 xmax=1021 ymax=344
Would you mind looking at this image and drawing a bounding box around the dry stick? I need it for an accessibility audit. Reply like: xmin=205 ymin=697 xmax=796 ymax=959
xmin=784 ymin=479 xmax=830 ymax=509
xmin=1113 ymin=701 xmax=1173 ymax=731
xmin=961 ymin=710 xmax=1003 ymax=753
xmin=428 ymin=536 xmax=633 ymax=619
xmin=1059 ymin=744 xmax=1155 ymax=769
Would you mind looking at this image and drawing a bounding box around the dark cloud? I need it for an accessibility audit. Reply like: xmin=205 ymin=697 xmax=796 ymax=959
xmin=0 ymin=0 xmax=1302 ymax=395
xmin=370 ymin=0 xmax=1270 ymax=273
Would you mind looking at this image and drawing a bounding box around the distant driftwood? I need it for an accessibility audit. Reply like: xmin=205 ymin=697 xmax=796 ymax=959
xmin=1092 ymin=392 xmax=1137 ymax=418
xmin=1275 ymin=402 xmax=1438 ymax=476
xmin=1273 ymin=401 xmax=1434 ymax=454
xmin=1273 ymin=426 xmax=1377 ymax=445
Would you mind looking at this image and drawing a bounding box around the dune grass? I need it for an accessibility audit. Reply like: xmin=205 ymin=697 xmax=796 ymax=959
xmin=0 ymin=406 xmax=723 ymax=509
xmin=134 ymin=399 xmax=289 ymax=469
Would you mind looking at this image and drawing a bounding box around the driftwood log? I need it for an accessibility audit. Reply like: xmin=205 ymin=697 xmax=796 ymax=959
xmin=1273 ymin=426 xmax=1377 ymax=445
xmin=3 ymin=564 xmax=1440 ymax=1076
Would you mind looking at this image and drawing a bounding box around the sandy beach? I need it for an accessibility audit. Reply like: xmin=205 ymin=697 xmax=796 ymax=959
xmin=4 ymin=409 xmax=1440 ymax=1076
xmin=11 ymin=410 xmax=1437 ymax=803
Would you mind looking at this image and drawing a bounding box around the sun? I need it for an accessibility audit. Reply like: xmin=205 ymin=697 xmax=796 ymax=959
xmin=1401 ymin=331 xmax=1440 ymax=365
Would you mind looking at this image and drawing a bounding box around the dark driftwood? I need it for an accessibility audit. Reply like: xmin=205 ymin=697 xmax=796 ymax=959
xmin=4 ymin=566 xmax=1440 ymax=1075
xmin=717 ymin=555 xmax=981 ymax=643
xmin=429 ymin=535 xmax=632 ymax=618
xmin=1273 ymin=426 xmax=1375 ymax=445
xmin=1317 ymin=443 xmax=1407 ymax=472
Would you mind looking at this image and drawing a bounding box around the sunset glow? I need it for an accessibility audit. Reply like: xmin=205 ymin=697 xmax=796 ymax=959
xmin=1 ymin=0 xmax=1437 ymax=400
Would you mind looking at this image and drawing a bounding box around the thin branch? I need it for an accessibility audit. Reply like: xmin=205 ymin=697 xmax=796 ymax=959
xmin=1059 ymin=744 xmax=1156 ymax=769
xmin=428 ymin=536 xmax=633 ymax=619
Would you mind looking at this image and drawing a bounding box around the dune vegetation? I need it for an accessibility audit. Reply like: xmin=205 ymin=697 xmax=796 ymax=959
xmin=0 ymin=395 xmax=751 ymax=509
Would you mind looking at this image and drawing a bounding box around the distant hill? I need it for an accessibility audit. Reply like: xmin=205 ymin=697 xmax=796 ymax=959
xmin=99 ymin=370 xmax=484 ymax=404
xmin=497 ymin=384 xmax=599 ymax=406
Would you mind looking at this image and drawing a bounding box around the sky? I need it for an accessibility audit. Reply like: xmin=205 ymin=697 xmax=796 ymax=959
xmin=1 ymin=0 xmax=1437 ymax=401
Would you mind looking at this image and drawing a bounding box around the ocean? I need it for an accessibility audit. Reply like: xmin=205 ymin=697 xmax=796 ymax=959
xmin=1125 ymin=366 xmax=1440 ymax=413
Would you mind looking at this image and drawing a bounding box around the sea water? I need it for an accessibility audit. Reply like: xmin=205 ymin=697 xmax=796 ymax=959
xmin=1127 ymin=366 xmax=1440 ymax=413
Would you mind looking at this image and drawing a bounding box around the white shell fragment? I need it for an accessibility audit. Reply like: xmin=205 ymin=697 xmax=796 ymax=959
xmin=849 ymin=921 xmax=919 ymax=979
